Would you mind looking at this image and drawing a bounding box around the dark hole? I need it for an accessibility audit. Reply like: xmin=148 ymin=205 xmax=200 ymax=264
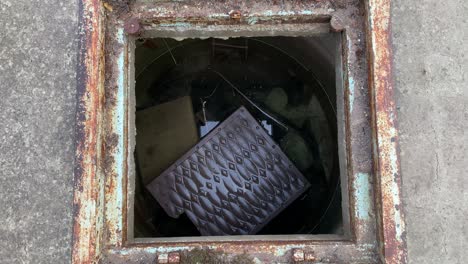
xmin=133 ymin=36 xmax=343 ymax=237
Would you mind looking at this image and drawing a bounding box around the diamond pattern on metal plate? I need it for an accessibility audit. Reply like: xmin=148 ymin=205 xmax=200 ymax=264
xmin=146 ymin=106 xmax=310 ymax=236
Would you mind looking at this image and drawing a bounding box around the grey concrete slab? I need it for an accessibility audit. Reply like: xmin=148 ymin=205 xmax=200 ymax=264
xmin=0 ymin=0 xmax=466 ymax=263
xmin=0 ymin=1 xmax=78 ymax=263
xmin=392 ymin=0 xmax=468 ymax=263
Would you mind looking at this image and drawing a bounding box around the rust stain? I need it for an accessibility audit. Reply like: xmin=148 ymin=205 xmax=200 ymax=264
xmin=72 ymin=0 xmax=105 ymax=263
xmin=121 ymin=40 xmax=130 ymax=246
xmin=229 ymin=10 xmax=242 ymax=20
xmin=366 ymin=0 xmax=408 ymax=263
xmin=132 ymin=0 xmax=332 ymax=28
xmin=102 ymin=25 xmax=131 ymax=248
xmin=102 ymin=240 xmax=379 ymax=264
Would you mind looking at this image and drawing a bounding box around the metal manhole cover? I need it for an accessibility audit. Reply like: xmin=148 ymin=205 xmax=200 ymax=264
xmin=147 ymin=106 xmax=310 ymax=235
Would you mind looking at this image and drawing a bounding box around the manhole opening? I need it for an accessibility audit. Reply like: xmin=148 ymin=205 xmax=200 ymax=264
xmin=132 ymin=35 xmax=346 ymax=238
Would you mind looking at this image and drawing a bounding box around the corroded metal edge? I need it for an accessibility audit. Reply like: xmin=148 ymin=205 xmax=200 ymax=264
xmin=71 ymin=0 xmax=407 ymax=263
xmin=102 ymin=3 xmax=379 ymax=261
xmin=102 ymin=21 xmax=129 ymax=249
xmin=366 ymin=0 xmax=408 ymax=263
xmin=72 ymin=0 xmax=105 ymax=263
xmin=103 ymin=241 xmax=378 ymax=263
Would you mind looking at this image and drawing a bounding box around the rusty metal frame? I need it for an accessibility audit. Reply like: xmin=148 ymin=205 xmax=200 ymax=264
xmin=72 ymin=0 xmax=406 ymax=263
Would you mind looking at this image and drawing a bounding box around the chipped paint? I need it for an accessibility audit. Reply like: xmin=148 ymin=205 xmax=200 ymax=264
xmin=355 ymin=173 xmax=371 ymax=220
xmin=102 ymin=241 xmax=380 ymax=263
xmin=300 ymin=10 xmax=313 ymax=15
xmin=262 ymin=10 xmax=274 ymax=17
xmin=247 ymin=17 xmax=259 ymax=25
xmin=208 ymin=13 xmax=230 ymax=19
xmin=159 ymin=22 xmax=192 ymax=28
xmin=106 ymin=27 xmax=127 ymax=246
xmin=116 ymin=246 xmax=192 ymax=255
xmin=349 ymin=77 xmax=355 ymax=113
xmin=277 ymin=10 xmax=295 ymax=16
xmin=367 ymin=0 xmax=408 ymax=262
xmin=72 ymin=0 xmax=105 ymax=263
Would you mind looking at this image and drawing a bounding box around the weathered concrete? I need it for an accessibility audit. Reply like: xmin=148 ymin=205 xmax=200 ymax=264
xmin=392 ymin=0 xmax=468 ymax=263
xmin=0 ymin=0 xmax=466 ymax=263
xmin=0 ymin=1 xmax=78 ymax=263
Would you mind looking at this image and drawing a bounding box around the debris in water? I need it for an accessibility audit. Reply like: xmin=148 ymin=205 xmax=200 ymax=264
xmin=136 ymin=96 xmax=198 ymax=184
xmin=146 ymin=107 xmax=311 ymax=236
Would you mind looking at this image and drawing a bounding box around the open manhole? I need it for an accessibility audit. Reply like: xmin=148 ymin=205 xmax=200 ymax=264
xmin=133 ymin=36 xmax=344 ymax=237
xmin=72 ymin=1 xmax=406 ymax=263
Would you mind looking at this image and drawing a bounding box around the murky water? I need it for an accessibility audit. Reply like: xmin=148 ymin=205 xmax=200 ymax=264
xmin=134 ymin=37 xmax=342 ymax=237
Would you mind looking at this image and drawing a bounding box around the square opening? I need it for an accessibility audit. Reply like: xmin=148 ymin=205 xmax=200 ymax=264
xmin=73 ymin=1 xmax=406 ymax=262
xmin=132 ymin=35 xmax=345 ymax=238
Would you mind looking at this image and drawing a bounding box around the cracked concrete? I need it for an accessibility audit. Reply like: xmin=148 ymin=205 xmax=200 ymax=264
xmin=0 ymin=0 xmax=466 ymax=263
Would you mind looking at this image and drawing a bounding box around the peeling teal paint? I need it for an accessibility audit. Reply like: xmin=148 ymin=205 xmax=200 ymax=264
xmin=114 ymin=246 xmax=191 ymax=255
xmin=349 ymin=77 xmax=355 ymax=113
xmin=208 ymin=13 xmax=229 ymax=18
xmin=159 ymin=22 xmax=192 ymax=28
xmin=248 ymin=17 xmax=259 ymax=25
xmin=262 ymin=10 xmax=274 ymax=16
xmin=355 ymin=173 xmax=370 ymax=220
xmin=278 ymin=10 xmax=295 ymax=16
xmin=114 ymin=26 xmax=126 ymax=228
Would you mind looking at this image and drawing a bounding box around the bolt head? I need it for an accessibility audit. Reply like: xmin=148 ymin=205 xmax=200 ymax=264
xmin=124 ymin=17 xmax=141 ymax=34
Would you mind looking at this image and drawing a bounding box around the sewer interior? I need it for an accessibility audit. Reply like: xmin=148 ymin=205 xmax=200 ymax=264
xmin=134 ymin=36 xmax=343 ymax=237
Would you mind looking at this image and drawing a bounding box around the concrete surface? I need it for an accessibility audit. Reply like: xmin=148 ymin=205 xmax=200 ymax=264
xmin=0 ymin=1 xmax=78 ymax=263
xmin=392 ymin=0 xmax=467 ymax=263
xmin=0 ymin=0 xmax=466 ymax=263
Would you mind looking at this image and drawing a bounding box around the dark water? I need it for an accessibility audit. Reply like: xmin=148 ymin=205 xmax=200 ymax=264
xmin=134 ymin=37 xmax=342 ymax=237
